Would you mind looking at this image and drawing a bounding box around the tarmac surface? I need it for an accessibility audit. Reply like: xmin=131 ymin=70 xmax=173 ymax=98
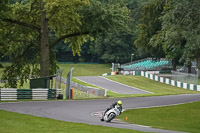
xmin=1 ymin=94 xmax=200 ymax=133
xmin=75 ymin=76 xmax=152 ymax=94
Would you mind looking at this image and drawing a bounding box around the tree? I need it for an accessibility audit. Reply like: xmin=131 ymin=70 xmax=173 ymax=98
xmin=93 ymin=32 xmax=136 ymax=63
xmin=134 ymin=0 xmax=165 ymax=59
xmin=92 ymin=0 xmax=150 ymax=64
xmin=53 ymin=0 xmax=148 ymax=64
xmin=134 ymin=0 xmax=200 ymax=73
xmin=161 ymin=0 xmax=200 ymax=73
xmin=0 ymin=0 xmax=131 ymax=87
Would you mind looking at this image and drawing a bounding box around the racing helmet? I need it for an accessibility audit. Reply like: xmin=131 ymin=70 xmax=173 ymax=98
xmin=117 ymin=100 xmax=122 ymax=106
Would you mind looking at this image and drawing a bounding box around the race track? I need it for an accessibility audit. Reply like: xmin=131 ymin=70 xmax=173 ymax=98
xmin=75 ymin=76 xmax=151 ymax=94
xmin=1 ymin=94 xmax=200 ymax=133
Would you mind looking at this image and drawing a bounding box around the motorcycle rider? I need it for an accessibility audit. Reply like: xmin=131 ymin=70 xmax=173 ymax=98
xmin=100 ymin=100 xmax=122 ymax=121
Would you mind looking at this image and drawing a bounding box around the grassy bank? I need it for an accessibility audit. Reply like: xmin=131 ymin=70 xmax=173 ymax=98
xmin=58 ymin=63 xmax=111 ymax=77
xmin=0 ymin=63 xmax=111 ymax=77
xmin=107 ymin=75 xmax=199 ymax=95
xmin=0 ymin=110 xmax=143 ymax=133
xmin=118 ymin=102 xmax=200 ymax=133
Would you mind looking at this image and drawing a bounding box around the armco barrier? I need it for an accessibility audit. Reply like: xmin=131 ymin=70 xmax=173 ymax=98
xmin=32 ymin=89 xmax=48 ymax=100
xmin=60 ymin=77 xmax=106 ymax=97
xmin=17 ymin=89 xmax=32 ymax=99
xmin=0 ymin=88 xmax=62 ymax=101
xmin=71 ymin=81 xmax=106 ymax=97
xmin=0 ymin=88 xmax=17 ymax=101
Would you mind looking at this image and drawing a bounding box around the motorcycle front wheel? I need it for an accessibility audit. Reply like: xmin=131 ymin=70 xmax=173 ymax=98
xmin=106 ymin=113 xmax=116 ymax=122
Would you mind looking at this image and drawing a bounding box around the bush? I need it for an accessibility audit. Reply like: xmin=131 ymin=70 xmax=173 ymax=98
xmin=0 ymin=64 xmax=3 ymax=68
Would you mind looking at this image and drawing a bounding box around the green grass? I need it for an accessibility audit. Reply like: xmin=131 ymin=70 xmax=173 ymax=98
xmin=118 ymin=102 xmax=200 ymax=133
xmin=0 ymin=110 xmax=143 ymax=133
xmin=107 ymin=75 xmax=199 ymax=95
xmin=58 ymin=63 xmax=111 ymax=77
xmin=0 ymin=63 xmax=111 ymax=78
xmin=73 ymin=78 xmax=103 ymax=89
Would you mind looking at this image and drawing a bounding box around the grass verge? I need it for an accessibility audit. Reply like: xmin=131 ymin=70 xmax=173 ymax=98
xmin=0 ymin=63 xmax=111 ymax=78
xmin=72 ymin=78 xmax=102 ymax=89
xmin=58 ymin=63 xmax=111 ymax=77
xmin=118 ymin=102 xmax=200 ymax=133
xmin=106 ymin=75 xmax=199 ymax=95
xmin=0 ymin=110 xmax=143 ymax=133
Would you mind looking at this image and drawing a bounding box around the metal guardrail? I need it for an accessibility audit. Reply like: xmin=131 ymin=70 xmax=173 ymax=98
xmin=0 ymin=88 xmax=62 ymax=101
xmin=71 ymin=82 xmax=106 ymax=97
xmin=60 ymin=77 xmax=106 ymax=97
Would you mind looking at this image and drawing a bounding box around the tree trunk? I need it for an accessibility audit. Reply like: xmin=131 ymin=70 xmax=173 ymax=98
xmin=187 ymin=64 xmax=191 ymax=73
xmin=197 ymin=57 xmax=200 ymax=78
xmin=172 ymin=59 xmax=177 ymax=71
xmin=40 ymin=0 xmax=49 ymax=77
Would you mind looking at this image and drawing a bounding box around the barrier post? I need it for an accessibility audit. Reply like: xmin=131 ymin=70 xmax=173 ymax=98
xmin=66 ymin=68 xmax=74 ymax=99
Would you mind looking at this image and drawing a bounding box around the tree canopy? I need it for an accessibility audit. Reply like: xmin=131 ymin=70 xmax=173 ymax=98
xmin=134 ymin=0 xmax=200 ymax=73
xmin=1 ymin=0 xmax=200 ymax=87
xmin=161 ymin=0 xmax=200 ymax=70
xmin=0 ymin=0 xmax=131 ymax=87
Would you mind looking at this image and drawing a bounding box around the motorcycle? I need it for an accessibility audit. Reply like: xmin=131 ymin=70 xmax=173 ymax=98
xmin=100 ymin=105 xmax=121 ymax=122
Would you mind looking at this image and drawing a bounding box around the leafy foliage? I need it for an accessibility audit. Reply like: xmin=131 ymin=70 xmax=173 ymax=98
xmin=0 ymin=0 xmax=131 ymax=87
xmin=162 ymin=0 xmax=200 ymax=67
xmin=135 ymin=0 xmax=200 ymax=73
xmin=85 ymin=0 xmax=146 ymax=63
xmin=93 ymin=32 xmax=136 ymax=63
xmin=134 ymin=0 xmax=165 ymax=58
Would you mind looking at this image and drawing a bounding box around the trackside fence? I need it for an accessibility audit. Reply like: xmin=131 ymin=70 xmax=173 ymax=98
xmin=102 ymin=71 xmax=200 ymax=92
xmin=171 ymin=70 xmax=198 ymax=85
xmin=71 ymin=81 xmax=106 ymax=97
xmin=60 ymin=77 xmax=106 ymax=97
xmin=0 ymin=88 xmax=62 ymax=101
